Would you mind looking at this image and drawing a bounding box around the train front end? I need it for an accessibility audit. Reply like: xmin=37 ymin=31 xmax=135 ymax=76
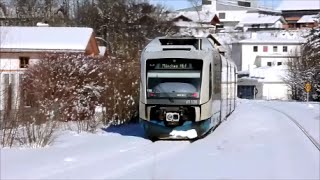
xmin=139 ymin=37 xmax=215 ymax=140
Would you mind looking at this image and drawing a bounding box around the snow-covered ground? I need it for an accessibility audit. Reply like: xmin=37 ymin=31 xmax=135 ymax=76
xmin=1 ymin=100 xmax=319 ymax=179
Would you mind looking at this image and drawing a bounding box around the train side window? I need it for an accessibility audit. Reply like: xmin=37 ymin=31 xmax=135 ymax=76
xmin=213 ymin=64 xmax=221 ymax=94
xmin=209 ymin=64 xmax=212 ymax=99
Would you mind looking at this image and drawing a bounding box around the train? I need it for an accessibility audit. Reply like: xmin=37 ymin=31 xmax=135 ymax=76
xmin=139 ymin=35 xmax=237 ymax=140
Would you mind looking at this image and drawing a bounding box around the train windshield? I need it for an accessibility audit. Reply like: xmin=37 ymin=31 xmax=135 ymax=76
xmin=146 ymin=59 xmax=202 ymax=99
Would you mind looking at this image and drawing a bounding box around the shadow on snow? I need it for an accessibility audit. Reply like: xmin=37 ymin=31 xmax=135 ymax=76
xmin=101 ymin=123 xmax=147 ymax=139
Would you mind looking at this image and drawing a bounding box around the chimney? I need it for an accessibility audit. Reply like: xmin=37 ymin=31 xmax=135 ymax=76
xmin=211 ymin=0 xmax=217 ymax=11
xmin=202 ymin=0 xmax=217 ymax=12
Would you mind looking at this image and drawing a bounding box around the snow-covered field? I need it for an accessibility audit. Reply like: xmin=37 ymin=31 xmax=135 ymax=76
xmin=1 ymin=100 xmax=319 ymax=179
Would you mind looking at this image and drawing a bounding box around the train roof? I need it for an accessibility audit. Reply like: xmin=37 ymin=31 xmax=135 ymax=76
xmin=143 ymin=36 xmax=216 ymax=53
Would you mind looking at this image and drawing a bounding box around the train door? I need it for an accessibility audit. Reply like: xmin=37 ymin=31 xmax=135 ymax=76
xmin=234 ymin=67 xmax=237 ymax=110
xmin=230 ymin=64 xmax=233 ymax=113
xmin=227 ymin=62 xmax=230 ymax=115
xmin=220 ymin=58 xmax=228 ymax=121
xmin=230 ymin=65 xmax=234 ymax=113
xmin=213 ymin=54 xmax=222 ymax=123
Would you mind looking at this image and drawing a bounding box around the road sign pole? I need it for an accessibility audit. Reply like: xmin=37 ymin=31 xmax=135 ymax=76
xmin=304 ymin=82 xmax=312 ymax=103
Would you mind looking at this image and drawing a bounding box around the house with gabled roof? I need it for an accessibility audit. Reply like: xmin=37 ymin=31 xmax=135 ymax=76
xmin=169 ymin=2 xmax=220 ymax=36
xmin=236 ymin=13 xmax=287 ymax=32
xmin=0 ymin=25 xmax=102 ymax=111
xmin=276 ymin=0 xmax=320 ymax=30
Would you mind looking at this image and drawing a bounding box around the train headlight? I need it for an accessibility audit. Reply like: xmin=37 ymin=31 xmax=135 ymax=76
xmin=192 ymin=92 xmax=199 ymax=98
xmin=166 ymin=113 xmax=173 ymax=121
xmin=166 ymin=113 xmax=180 ymax=122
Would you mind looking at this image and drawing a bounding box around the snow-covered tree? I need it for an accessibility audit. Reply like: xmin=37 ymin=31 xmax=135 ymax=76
xmin=285 ymin=26 xmax=320 ymax=101
xmin=102 ymin=58 xmax=140 ymax=125
xmin=21 ymin=53 xmax=109 ymax=124
xmin=74 ymin=0 xmax=178 ymax=57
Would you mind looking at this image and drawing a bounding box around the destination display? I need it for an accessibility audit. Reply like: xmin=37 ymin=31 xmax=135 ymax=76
xmin=146 ymin=59 xmax=203 ymax=71
xmin=155 ymin=63 xmax=193 ymax=70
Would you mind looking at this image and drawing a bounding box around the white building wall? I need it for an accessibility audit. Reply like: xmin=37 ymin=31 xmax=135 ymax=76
xmin=217 ymin=10 xmax=247 ymax=22
xmin=236 ymin=39 xmax=303 ymax=100
xmin=262 ymin=83 xmax=290 ymax=100
xmin=274 ymin=20 xmax=283 ymax=28
xmin=0 ymin=54 xmax=38 ymax=111
xmin=241 ymin=43 xmax=301 ymax=71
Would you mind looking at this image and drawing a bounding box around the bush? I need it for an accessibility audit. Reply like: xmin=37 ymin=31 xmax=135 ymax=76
xmin=20 ymin=53 xmax=109 ymax=131
xmin=22 ymin=53 xmax=140 ymax=128
xmin=102 ymin=58 xmax=140 ymax=125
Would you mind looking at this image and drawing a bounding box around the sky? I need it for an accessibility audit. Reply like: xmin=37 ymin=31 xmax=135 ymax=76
xmin=149 ymin=0 xmax=291 ymax=10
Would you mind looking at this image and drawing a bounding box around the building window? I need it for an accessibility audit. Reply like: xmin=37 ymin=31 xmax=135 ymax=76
xmin=219 ymin=12 xmax=226 ymax=19
xmin=253 ymin=46 xmax=258 ymax=52
xmin=238 ymin=1 xmax=251 ymax=7
xmin=283 ymin=46 xmax=288 ymax=52
xmin=263 ymin=46 xmax=268 ymax=52
xmin=277 ymin=62 xmax=282 ymax=66
xmin=273 ymin=46 xmax=278 ymax=52
xmin=19 ymin=57 xmax=30 ymax=68
xmin=267 ymin=62 xmax=272 ymax=66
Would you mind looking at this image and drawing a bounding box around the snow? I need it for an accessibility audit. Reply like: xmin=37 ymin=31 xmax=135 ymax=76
xmin=276 ymin=0 xmax=320 ymax=11
xmin=174 ymin=20 xmax=215 ymax=28
xmin=0 ymin=26 xmax=94 ymax=52
xmin=171 ymin=10 xmax=217 ymax=23
xmin=170 ymin=129 xmax=198 ymax=139
xmin=98 ymin=46 xmax=107 ymax=56
xmin=248 ymin=65 xmax=287 ymax=82
xmin=238 ymin=31 xmax=306 ymax=44
xmin=1 ymin=100 xmax=319 ymax=179
xmin=239 ymin=13 xmax=283 ymax=25
xmin=298 ymin=15 xmax=319 ymax=23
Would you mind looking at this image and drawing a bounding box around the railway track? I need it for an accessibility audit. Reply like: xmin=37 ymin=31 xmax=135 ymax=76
xmin=262 ymin=105 xmax=320 ymax=151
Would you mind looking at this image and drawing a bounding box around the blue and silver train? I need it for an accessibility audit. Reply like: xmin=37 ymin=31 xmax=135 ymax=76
xmin=139 ymin=35 xmax=237 ymax=140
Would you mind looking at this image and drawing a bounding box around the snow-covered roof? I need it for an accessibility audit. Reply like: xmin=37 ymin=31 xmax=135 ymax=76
xmin=245 ymin=65 xmax=287 ymax=83
xmin=237 ymin=31 xmax=306 ymax=44
xmin=238 ymin=13 xmax=285 ymax=25
xmin=0 ymin=26 xmax=94 ymax=52
xmin=176 ymin=0 xmax=279 ymax=13
xmin=297 ymin=15 xmax=319 ymax=23
xmin=174 ymin=20 xmax=215 ymax=28
xmin=239 ymin=38 xmax=304 ymax=44
xmin=276 ymin=0 xmax=320 ymax=11
xmin=171 ymin=10 xmax=217 ymax=23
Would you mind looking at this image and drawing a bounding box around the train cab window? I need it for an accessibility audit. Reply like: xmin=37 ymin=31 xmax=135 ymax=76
xmin=146 ymin=59 xmax=203 ymax=99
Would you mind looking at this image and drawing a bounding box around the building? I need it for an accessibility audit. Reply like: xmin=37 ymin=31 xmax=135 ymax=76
xmin=0 ymin=26 xmax=101 ymax=111
xmin=176 ymin=0 xmax=277 ymax=32
xmin=231 ymin=31 xmax=305 ymax=100
xmin=170 ymin=3 xmax=220 ymax=35
xmin=276 ymin=0 xmax=320 ymax=30
xmin=296 ymin=15 xmax=319 ymax=29
xmin=236 ymin=12 xmax=286 ymax=32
